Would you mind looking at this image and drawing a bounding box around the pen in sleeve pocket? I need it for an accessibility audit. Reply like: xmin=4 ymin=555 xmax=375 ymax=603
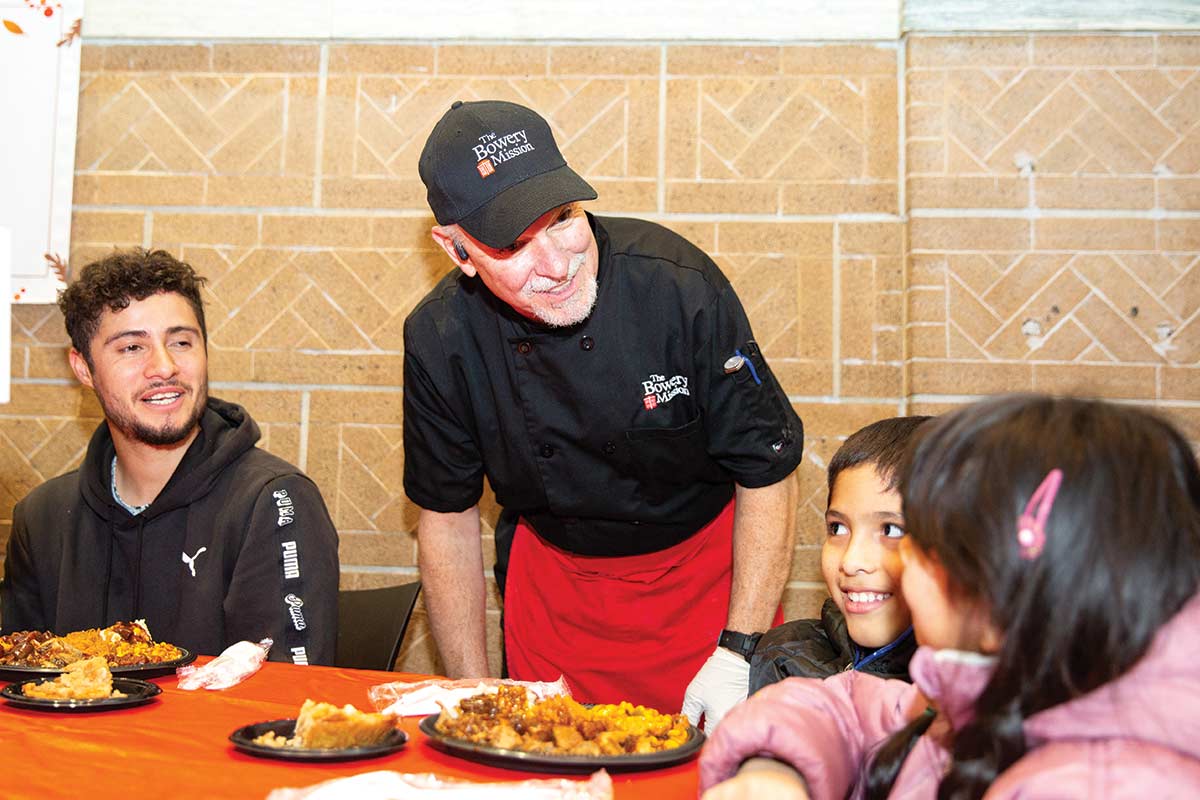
xmin=722 ymin=349 xmax=762 ymax=385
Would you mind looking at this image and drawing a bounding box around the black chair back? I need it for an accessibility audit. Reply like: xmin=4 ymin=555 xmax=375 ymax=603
xmin=335 ymin=581 xmax=421 ymax=671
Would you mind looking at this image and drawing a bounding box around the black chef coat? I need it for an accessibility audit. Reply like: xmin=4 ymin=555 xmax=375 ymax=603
xmin=402 ymin=214 xmax=803 ymax=557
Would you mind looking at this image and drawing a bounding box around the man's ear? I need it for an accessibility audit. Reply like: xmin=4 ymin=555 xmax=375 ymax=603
xmin=431 ymin=225 xmax=476 ymax=278
xmin=68 ymin=348 xmax=95 ymax=389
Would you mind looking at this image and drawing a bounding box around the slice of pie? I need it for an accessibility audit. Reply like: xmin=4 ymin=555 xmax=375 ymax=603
xmin=23 ymin=656 xmax=123 ymax=700
xmin=292 ymin=698 xmax=397 ymax=749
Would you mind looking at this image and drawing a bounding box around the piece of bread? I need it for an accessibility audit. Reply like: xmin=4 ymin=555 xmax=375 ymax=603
xmin=293 ymin=698 xmax=396 ymax=749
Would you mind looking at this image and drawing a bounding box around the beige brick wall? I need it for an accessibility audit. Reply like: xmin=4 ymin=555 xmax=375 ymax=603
xmin=907 ymin=34 xmax=1200 ymax=433
xmin=3 ymin=34 xmax=1197 ymax=673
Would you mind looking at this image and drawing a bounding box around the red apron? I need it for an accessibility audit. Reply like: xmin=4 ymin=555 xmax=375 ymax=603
xmin=504 ymin=499 xmax=741 ymax=712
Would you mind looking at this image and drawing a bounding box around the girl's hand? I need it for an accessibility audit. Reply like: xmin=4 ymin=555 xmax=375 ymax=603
xmin=701 ymin=757 xmax=811 ymax=800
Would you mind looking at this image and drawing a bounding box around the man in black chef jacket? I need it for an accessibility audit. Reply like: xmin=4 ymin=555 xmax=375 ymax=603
xmin=404 ymin=99 xmax=803 ymax=732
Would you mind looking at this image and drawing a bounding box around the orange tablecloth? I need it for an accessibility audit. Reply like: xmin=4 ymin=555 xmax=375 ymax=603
xmin=2 ymin=659 xmax=700 ymax=799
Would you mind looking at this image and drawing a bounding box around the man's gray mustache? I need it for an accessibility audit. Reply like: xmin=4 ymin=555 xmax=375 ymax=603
xmin=528 ymin=252 xmax=586 ymax=293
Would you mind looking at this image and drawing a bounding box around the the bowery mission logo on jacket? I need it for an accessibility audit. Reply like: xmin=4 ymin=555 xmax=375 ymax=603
xmin=641 ymin=373 xmax=691 ymax=411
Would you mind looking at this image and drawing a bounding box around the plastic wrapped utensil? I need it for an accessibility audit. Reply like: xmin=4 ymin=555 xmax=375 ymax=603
xmin=176 ymin=638 xmax=272 ymax=690
xmin=367 ymin=675 xmax=570 ymax=717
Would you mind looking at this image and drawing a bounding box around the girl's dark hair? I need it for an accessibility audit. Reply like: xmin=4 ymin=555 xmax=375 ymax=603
xmin=827 ymin=415 xmax=932 ymax=502
xmin=865 ymin=394 xmax=1200 ymax=800
xmin=58 ymin=248 xmax=209 ymax=366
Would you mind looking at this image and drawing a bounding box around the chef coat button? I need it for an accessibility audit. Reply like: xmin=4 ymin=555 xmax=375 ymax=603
xmin=540 ymin=443 xmax=554 ymax=458
xmin=580 ymin=336 xmax=594 ymax=351
xmin=602 ymin=440 xmax=616 ymax=455
xmin=517 ymin=340 xmax=533 ymax=355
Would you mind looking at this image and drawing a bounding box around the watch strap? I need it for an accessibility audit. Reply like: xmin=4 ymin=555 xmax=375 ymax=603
xmin=718 ymin=628 xmax=763 ymax=662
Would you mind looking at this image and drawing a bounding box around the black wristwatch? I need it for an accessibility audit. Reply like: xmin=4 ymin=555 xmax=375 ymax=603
xmin=718 ymin=629 xmax=763 ymax=662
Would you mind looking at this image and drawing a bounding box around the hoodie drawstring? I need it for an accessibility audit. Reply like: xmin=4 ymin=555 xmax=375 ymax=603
xmin=132 ymin=516 xmax=146 ymax=617
xmin=101 ymin=517 xmax=115 ymax=625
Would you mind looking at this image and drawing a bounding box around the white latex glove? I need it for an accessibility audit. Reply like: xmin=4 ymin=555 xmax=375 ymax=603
xmin=681 ymin=646 xmax=750 ymax=734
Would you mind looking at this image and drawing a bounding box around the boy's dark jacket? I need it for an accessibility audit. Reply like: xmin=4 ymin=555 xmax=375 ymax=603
xmin=0 ymin=398 xmax=339 ymax=665
xmin=750 ymin=598 xmax=916 ymax=693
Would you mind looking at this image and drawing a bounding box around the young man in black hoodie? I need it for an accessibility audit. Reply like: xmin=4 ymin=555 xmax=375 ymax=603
xmin=0 ymin=249 xmax=339 ymax=665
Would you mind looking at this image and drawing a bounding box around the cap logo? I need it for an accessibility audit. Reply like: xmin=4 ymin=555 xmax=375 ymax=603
xmin=471 ymin=129 xmax=535 ymax=177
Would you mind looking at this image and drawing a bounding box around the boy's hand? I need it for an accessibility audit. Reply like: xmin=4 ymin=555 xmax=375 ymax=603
xmin=702 ymin=758 xmax=810 ymax=800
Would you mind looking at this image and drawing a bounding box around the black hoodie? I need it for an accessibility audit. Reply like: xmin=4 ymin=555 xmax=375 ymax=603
xmin=0 ymin=398 xmax=339 ymax=665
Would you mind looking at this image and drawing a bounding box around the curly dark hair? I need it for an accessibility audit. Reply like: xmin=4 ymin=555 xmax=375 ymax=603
xmin=58 ymin=249 xmax=208 ymax=365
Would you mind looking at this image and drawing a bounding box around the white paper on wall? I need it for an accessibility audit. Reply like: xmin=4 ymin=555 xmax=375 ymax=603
xmin=0 ymin=0 xmax=82 ymax=305
xmin=905 ymin=0 xmax=1200 ymax=32
xmin=0 ymin=227 xmax=11 ymax=404
xmin=82 ymin=0 xmax=903 ymax=41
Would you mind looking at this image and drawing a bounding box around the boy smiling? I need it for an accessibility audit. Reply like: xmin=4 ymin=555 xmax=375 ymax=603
xmin=750 ymin=416 xmax=930 ymax=690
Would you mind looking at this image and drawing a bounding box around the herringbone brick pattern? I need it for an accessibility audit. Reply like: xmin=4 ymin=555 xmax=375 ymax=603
xmin=322 ymin=75 xmax=661 ymax=212
xmin=908 ymin=35 xmax=1200 ymax=402
xmin=909 ymin=35 xmax=1200 ymax=208
xmin=666 ymin=71 xmax=898 ymax=214
xmin=929 ymin=252 xmax=1196 ymax=363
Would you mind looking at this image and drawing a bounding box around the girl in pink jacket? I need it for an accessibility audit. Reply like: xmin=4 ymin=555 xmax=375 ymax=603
xmin=700 ymin=394 xmax=1200 ymax=799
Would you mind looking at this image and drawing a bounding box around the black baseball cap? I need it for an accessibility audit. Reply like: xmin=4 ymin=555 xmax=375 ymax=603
xmin=418 ymin=100 xmax=597 ymax=249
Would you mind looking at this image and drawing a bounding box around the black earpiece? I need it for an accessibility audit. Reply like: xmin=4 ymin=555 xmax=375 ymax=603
xmin=453 ymin=241 xmax=469 ymax=262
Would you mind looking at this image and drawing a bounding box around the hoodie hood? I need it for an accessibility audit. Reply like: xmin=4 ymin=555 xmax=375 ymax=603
xmin=79 ymin=397 xmax=261 ymax=521
xmin=911 ymin=592 xmax=1200 ymax=760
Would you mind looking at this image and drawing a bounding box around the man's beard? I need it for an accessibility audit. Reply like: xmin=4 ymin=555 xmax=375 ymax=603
xmin=100 ymin=381 xmax=208 ymax=446
xmin=525 ymin=252 xmax=598 ymax=328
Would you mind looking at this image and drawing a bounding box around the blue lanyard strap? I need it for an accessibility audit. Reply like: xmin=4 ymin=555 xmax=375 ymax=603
xmin=853 ymin=626 xmax=914 ymax=670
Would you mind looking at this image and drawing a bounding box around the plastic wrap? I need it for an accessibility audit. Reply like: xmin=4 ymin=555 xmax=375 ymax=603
xmin=368 ymin=676 xmax=570 ymax=717
xmin=176 ymin=638 xmax=272 ymax=690
xmin=266 ymin=769 xmax=612 ymax=800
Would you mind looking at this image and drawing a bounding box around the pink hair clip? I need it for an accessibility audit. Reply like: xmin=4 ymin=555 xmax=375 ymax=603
xmin=1016 ymin=468 xmax=1063 ymax=560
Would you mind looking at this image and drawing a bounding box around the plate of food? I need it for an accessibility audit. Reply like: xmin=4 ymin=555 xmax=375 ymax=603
xmin=230 ymin=699 xmax=407 ymax=762
xmin=1 ymin=656 xmax=162 ymax=712
xmin=0 ymin=620 xmax=195 ymax=681
xmin=418 ymin=685 xmax=705 ymax=773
